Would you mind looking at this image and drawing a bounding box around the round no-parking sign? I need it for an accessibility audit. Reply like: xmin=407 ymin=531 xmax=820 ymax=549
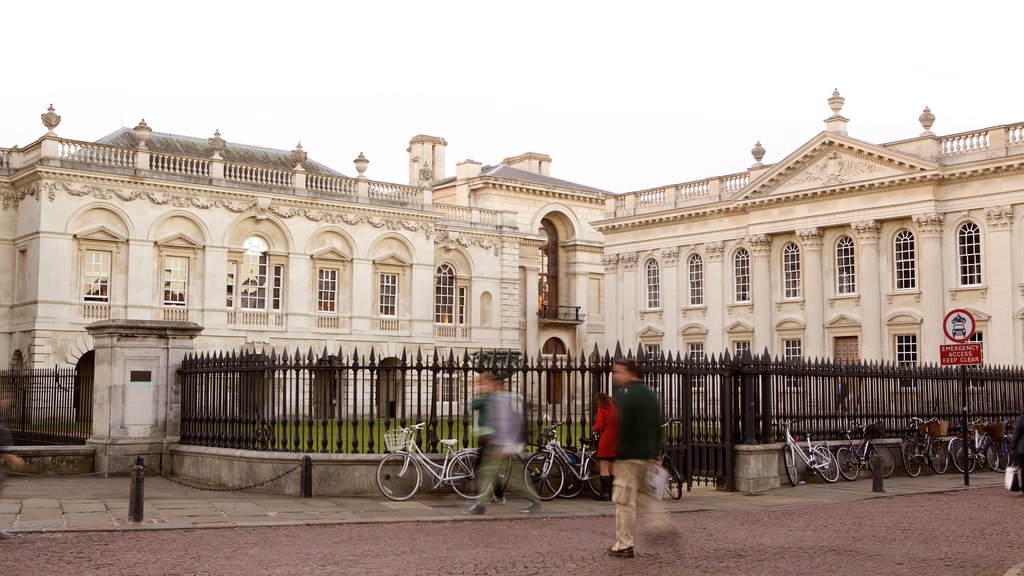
xmin=943 ymin=309 xmax=975 ymax=343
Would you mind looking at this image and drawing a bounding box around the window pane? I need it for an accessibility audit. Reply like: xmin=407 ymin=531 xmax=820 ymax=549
xmin=318 ymin=268 xmax=338 ymax=313
xmin=836 ymin=236 xmax=856 ymax=295
xmin=646 ymin=260 xmax=661 ymax=309
xmin=896 ymin=334 xmax=918 ymax=366
xmin=239 ymin=238 xmax=268 ymax=310
xmin=734 ymin=249 xmax=750 ymax=303
xmin=83 ymin=250 xmax=112 ymax=302
xmin=163 ymin=256 xmax=188 ymax=306
xmin=380 ymin=273 xmax=398 ymax=316
xmin=894 ymin=230 xmax=916 ymax=290
xmin=689 ymin=254 xmax=704 ymax=306
xmin=783 ymin=243 xmax=801 ymax=299
xmin=226 ymin=260 xmax=236 ymax=307
xmin=957 ymin=222 xmax=982 ymax=286
xmin=272 ymin=265 xmax=283 ymax=311
xmin=435 ymin=265 xmax=455 ymax=323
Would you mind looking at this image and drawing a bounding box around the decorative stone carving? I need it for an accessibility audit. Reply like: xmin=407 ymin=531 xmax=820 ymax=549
xmin=354 ymin=152 xmax=369 ymax=178
xmin=207 ymin=129 xmax=227 ymax=159
xmin=750 ymin=141 xmax=765 ymax=167
xmin=602 ymin=254 xmax=619 ymax=270
xmin=912 ymin=212 xmax=945 ymax=235
xmin=788 ymin=150 xmax=886 ymax=187
xmin=827 ymin=89 xmax=845 ymax=117
xmin=851 ymin=220 xmax=881 ymax=241
xmin=133 ymin=119 xmax=152 ymax=149
xmin=703 ymin=241 xmax=724 ymax=261
xmin=620 ymin=251 xmax=638 ymax=270
xmin=747 ymin=234 xmax=772 ymax=254
xmin=290 ymin=143 xmax=307 ymax=168
xmin=2 ymin=181 xmax=41 ymax=209
xmin=660 ymin=247 xmax=679 ymax=265
xmin=919 ymin=106 xmax=936 ymax=136
xmin=795 ymin=228 xmax=822 ymax=250
xmin=41 ymin=104 xmax=61 ymax=134
xmin=984 ymin=205 xmax=1013 ymax=230
xmin=255 ymin=197 xmax=272 ymax=221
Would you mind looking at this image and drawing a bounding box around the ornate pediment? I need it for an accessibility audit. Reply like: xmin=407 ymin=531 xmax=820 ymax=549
xmin=373 ymin=253 xmax=410 ymax=266
xmin=680 ymin=323 xmax=708 ymax=336
xmin=311 ymin=247 xmax=351 ymax=261
xmin=155 ymin=232 xmax=203 ymax=248
xmin=73 ymin=225 xmax=127 ymax=242
xmin=775 ymin=318 xmax=805 ymax=331
xmin=725 ymin=320 xmax=753 ymax=334
xmin=885 ymin=312 xmax=922 ymax=326
xmin=825 ymin=313 xmax=860 ymax=328
xmin=637 ymin=326 xmax=665 ymax=338
xmin=739 ymin=135 xmax=936 ymax=201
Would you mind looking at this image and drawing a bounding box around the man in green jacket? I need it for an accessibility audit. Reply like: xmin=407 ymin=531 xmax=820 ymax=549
xmin=608 ymin=358 xmax=666 ymax=558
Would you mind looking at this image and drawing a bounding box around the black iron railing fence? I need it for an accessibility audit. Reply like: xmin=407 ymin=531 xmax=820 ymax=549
xmin=177 ymin=345 xmax=1024 ymax=489
xmin=0 ymin=367 xmax=93 ymax=445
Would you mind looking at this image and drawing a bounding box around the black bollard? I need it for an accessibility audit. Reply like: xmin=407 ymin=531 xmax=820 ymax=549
xmin=300 ymin=455 xmax=313 ymax=498
xmin=129 ymin=456 xmax=145 ymax=522
xmin=870 ymin=450 xmax=884 ymax=493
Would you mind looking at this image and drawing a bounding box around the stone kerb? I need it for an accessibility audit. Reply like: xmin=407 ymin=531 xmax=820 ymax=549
xmin=85 ymin=319 xmax=203 ymax=476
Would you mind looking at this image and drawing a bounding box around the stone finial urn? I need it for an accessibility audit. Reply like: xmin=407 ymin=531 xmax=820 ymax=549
xmin=827 ymin=89 xmax=845 ymax=117
xmin=133 ymin=119 xmax=153 ymax=149
xmin=208 ymin=129 xmax=227 ymax=158
xmin=354 ymin=152 xmax=369 ymax=178
xmin=919 ymin=106 xmax=936 ymax=135
xmin=41 ymin=104 xmax=61 ymax=134
xmin=750 ymin=141 xmax=766 ymax=165
xmin=290 ymin=142 xmax=307 ymax=168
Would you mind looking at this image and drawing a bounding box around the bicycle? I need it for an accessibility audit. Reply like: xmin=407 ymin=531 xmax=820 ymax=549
xmin=659 ymin=419 xmax=686 ymax=499
xmin=949 ymin=418 xmax=1008 ymax=473
xmin=375 ymin=422 xmax=480 ymax=501
xmin=779 ymin=419 xmax=840 ymax=485
xmin=523 ymin=422 xmax=600 ymax=499
xmin=833 ymin=421 xmax=895 ymax=481
xmin=899 ymin=417 xmax=948 ymax=477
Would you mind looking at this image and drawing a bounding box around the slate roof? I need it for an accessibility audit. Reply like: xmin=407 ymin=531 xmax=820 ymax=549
xmin=96 ymin=128 xmax=345 ymax=176
xmin=435 ymin=163 xmax=609 ymax=195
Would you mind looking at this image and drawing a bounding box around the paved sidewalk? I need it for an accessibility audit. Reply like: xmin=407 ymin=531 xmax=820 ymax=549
xmin=0 ymin=470 xmax=1004 ymax=533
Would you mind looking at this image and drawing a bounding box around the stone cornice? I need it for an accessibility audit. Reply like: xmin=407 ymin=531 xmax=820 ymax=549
xmin=468 ymin=179 xmax=609 ymax=205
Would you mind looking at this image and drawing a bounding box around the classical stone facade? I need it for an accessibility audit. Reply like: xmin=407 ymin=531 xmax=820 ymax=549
xmin=596 ymin=91 xmax=1024 ymax=365
xmin=0 ymin=112 xmax=607 ymax=372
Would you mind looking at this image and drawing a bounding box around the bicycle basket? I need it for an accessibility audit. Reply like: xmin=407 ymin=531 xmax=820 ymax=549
xmin=928 ymin=420 xmax=949 ymax=436
xmin=384 ymin=429 xmax=409 ymax=451
xmin=865 ymin=422 xmax=885 ymax=440
xmin=986 ymin=422 xmax=1006 ymax=440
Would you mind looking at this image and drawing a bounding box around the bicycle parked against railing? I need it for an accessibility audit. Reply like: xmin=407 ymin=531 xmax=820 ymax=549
xmin=899 ymin=417 xmax=949 ymax=477
xmin=660 ymin=419 xmax=686 ymax=500
xmin=523 ymin=422 xmax=600 ymax=499
xmin=833 ymin=421 xmax=895 ymax=481
xmin=375 ymin=422 xmax=480 ymax=501
xmin=779 ymin=419 xmax=840 ymax=485
xmin=949 ymin=418 xmax=1009 ymax=473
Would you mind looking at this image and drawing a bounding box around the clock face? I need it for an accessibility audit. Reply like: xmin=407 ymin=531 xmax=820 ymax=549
xmin=419 ymin=166 xmax=433 ymax=181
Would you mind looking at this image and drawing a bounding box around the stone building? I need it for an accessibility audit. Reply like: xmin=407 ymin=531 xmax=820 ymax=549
xmin=0 ymin=108 xmax=609 ymax=379
xmin=596 ymin=91 xmax=1024 ymax=365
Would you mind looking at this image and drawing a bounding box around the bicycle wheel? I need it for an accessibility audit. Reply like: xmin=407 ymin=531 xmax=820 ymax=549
xmin=867 ymin=445 xmax=896 ymax=479
xmin=901 ymin=439 xmax=923 ymax=478
xmin=928 ymin=440 xmax=949 ymax=474
xmin=524 ymin=452 xmax=564 ymax=500
xmin=663 ymin=458 xmax=684 ymax=499
xmin=584 ymin=457 xmax=603 ymax=497
xmin=812 ymin=445 xmax=840 ymax=483
xmin=376 ymin=453 xmax=421 ymax=501
xmin=835 ymin=446 xmax=859 ymax=481
xmin=559 ymin=458 xmax=585 ymax=498
xmin=949 ymin=439 xmax=977 ymax=474
xmin=449 ymin=451 xmax=480 ymax=500
xmin=985 ymin=441 xmax=1009 ymax=472
xmin=783 ymin=445 xmax=799 ymax=486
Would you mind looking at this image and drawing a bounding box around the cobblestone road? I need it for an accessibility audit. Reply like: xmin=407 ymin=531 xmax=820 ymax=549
xmin=2 ymin=487 xmax=1021 ymax=575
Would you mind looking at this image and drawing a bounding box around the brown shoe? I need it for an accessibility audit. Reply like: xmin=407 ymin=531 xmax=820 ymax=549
xmin=607 ymin=546 xmax=634 ymax=558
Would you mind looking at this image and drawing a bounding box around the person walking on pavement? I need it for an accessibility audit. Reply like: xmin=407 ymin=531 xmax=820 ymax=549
xmin=464 ymin=373 xmax=542 ymax=515
xmin=1012 ymin=413 xmax=1024 ymax=495
xmin=591 ymin=392 xmax=619 ymax=501
xmin=607 ymin=358 xmax=669 ymax=559
xmin=471 ymin=372 xmax=506 ymax=503
xmin=0 ymin=391 xmax=24 ymax=539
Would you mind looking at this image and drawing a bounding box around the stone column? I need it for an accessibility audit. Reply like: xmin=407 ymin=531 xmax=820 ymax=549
xmin=602 ymin=254 xmax=620 ymax=351
xmin=984 ymin=206 xmax=1014 ymax=364
xmin=619 ymin=252 xmax=639 ymax=351
xmin=748 ymin=235 xmax=773 ymax=354
xmin=852 ymin=220 xmax=882 ymax=360
xmin=704 ymin=241 xmax=725 ymax=354
xmin=522 ymin=261 xmax=540 ymax=354
xmin=797 ymin=228 xmax=824 ymax=357
xmin=660 ymin=247 xmax=680 ymax=348
xmin=914 ymin=213 xmax=945 ymax=362
xmin=86 ymin=320 xmax=203 ymax=475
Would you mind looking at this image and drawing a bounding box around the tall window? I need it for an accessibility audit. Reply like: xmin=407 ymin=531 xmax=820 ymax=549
xmin=835 ymin=236 xmax=856 ymax=295
xmin=379 ymin=273 xmax=398 ymax=316
xmin=435 ymin=264 xmax=456 ymax=323
xmin=957 ymin=222 xmax=982 ymax=286
xmin=783 ymin=339 xmax=802 ymax=388
xmin=895 ymin=334 xmax=918 ymax=366
xmin=688 ymin=254 xmax=704 ymax=306
xmin=538 ymin=219 xmax=558 ymax=312
xmin=734 ymin=340 xmax=751 ymax=358
xmin=317 ymin=268 xmax=338 ymax=313
xmin=734 ymin=248 xmax=751 ymax=303
xmin=646 ymin=259 xmax=661 ymax=309
xmin=687 ymin=343 xmax=705 ymax=362
xmin=163 ymin=256 xmax=189 ymax=306
xmin=783 ymin=242 xmax=801 ymax=299
xmin=239 ymin=237 xmax=269 ymax=310
xmin=83 ymin=250 xmax=112 ymax=302
xmin=226 ymin=260 xmax=236 ymax=307
xmin=894 ymin=229 xmax=917 ymax=290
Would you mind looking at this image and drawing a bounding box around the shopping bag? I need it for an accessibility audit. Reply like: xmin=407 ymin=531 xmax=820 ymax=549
xmin=1005 ymin=465 xmax=1021 ymax=492
xmin=644 ymin=463 xmax=670 ymax=500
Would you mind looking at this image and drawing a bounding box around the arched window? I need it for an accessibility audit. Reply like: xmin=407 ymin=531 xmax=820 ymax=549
xmin=957 ymin=222 xmax=982 ymax=286
xmin=783 ymin=242 xmax=801 ymax=299
xmin=688 ymin=254 xmax=704 ymax=306
xmin=835 ymin=236 xmax=856 ymax=295
xmin=435 ymin=264 xmax=456 ymax=323
xmin=538 ymin=219 xmax=558 ymax=315
xmin=894 ymin=229 xmax=916 ymax=290
xmin=239 ymin=236 xmax=270 ymax=310
xmin=646 ymin=259 xmax=661 ymax=309
xmin=734 ymin=248 xmax=750 ymax=303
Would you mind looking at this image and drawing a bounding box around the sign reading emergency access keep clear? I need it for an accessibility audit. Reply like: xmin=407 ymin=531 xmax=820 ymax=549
xmin=940 ymin=308 xmax=981 ymax=366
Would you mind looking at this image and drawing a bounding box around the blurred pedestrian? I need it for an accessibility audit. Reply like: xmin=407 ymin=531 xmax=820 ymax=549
xmin=591 ymin=392 xmax=619 ymax=501
xmin=1013 ymin=413 xmax=1024 ymax=496
xmin=464 ymin=372 xmax=541 ymax=515
xmin=607 ymin=358 xmax=668 ymax=559
xmin=0 ymin=391 xmax=24 ymax=539
xmin=471 ymin=371 xmax=506 ymax=503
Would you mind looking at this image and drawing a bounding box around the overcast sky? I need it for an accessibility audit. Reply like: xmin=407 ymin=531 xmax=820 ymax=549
xmin=3 ymin=1 xmax=1022 ymax=193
